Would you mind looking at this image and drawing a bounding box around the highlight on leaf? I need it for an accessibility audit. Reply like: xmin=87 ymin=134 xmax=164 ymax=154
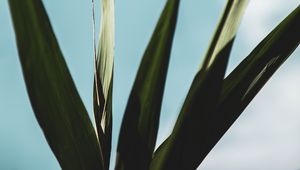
xmin=93 ymin=0 xmax=115 ymax=169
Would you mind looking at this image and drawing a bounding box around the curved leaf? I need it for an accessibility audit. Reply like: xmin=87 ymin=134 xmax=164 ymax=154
xmin=9 ymin=1 xmax=103 ymax=169
xmin=151 ymin=1 xmax=248 ymax=169
xmin=214 ymin=5 xmax=300 ymax=146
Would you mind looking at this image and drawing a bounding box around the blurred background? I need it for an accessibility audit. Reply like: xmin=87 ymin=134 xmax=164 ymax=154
xmin=0 ymin=0 xmax=299 ymax=169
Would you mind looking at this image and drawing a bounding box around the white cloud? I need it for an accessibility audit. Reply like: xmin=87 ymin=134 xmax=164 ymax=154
xmin=240 ymin=0 xmax=299 ymax=47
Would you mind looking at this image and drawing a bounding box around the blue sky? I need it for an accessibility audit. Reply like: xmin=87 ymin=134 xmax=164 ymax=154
xmin=0 ymin=0 xmax=299 ymax=169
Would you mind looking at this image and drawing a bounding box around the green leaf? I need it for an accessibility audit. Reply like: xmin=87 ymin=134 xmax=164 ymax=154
xmin=9 ymin=1 xmax=103 ymax=170
xmin=93 ymin=0 xmax=115 ymax=169
xmin=214 ymin=5 xmax=300 ymax=145
xmin=200 ymin=0 xmax=249 ymax=70
xmin=151 ymin=1 xmax=248 ymax=169
xmin=116 ymin=0 xmax=180 ymax=169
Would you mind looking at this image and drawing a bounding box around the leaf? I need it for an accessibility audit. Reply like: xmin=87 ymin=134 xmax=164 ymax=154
xmin=93 ymin=0 xmax=115 ymax=169
xmin=116 ymin=0 xmax=180 ymax=169
xmin=213 ymin=4 xmax=300 ymax=145
xmin=151 ymin=1 xmax=248 ymax=169
xmin=8 ymin=1 xmax=104 ymax=170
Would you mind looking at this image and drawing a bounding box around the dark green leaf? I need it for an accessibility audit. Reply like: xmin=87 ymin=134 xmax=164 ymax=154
xmin=116 ymin=0 xmax=180 ymax=169
xmin=9 ymin=1 xmax=103 ymax=169
xmin=213 ymin=5 xmax=300 ymax=148
xmin=151 ymin=1 xmax=248 ymax=169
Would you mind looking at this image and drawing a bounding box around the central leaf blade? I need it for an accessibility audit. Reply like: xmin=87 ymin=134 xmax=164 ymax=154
xmin=116 ymin=0 xmax=180 ymax=169
xmin=93 ymin=0 xmax=115 ymax=169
